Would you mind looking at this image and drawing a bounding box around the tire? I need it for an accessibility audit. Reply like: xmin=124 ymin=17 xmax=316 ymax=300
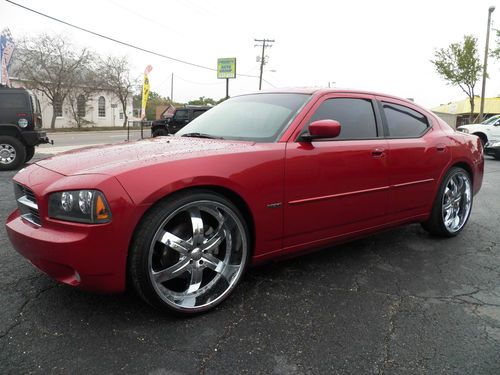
xmin=128 ymin=190 xmax=251 ymax=315
xmin=152 ymin=128 xmax=169 ymax=137
xmin=0 ymin=136 xmax=26 ymax=171
xmin=473 ymin=133 xmax=487 ymax=146
xmin=421 ymin=167 xmax=473 ymax=237
xmin=25 ymin=146 xmax=35 ymax=163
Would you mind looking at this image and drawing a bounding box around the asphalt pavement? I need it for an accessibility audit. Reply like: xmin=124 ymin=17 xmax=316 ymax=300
xmin=0 ymin=146 xmax=499 ymax=374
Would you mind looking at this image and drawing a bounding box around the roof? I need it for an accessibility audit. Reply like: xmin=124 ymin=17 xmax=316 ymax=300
xmin=239 ymin=88 xmax=415 ymax=103
xmin=431 ymin=97 xmax=500 ymax=115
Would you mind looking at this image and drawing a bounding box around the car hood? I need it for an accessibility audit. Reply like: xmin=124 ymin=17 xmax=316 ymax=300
xmin=36 ymin=136 xmax=255 ymax=176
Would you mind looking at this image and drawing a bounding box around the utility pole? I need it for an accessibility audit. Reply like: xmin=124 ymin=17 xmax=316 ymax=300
xmin=254 ymin=38 xmax=275 ymax=90
xmin=170 ymin=72 xmax=174 ymax=103
xmin=479 ymin=5 xmax=495 ymax=122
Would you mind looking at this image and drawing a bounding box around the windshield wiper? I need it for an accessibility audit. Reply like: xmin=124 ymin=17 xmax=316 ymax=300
xmin=181 ymin=132 xmax=224 ymax=140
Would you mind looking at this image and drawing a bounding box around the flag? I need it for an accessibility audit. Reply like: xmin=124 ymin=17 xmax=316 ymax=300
xmin=0 ymin=28 xmax=15 ymax=87
xmin=141 ymin=65 xmax=153 ymax=120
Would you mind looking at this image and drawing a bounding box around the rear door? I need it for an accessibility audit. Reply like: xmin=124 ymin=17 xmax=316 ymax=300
xmin=377 ymin=97 xmax=451 ymax=218
xmin=284 ymin=93 xmax=390 ymax=250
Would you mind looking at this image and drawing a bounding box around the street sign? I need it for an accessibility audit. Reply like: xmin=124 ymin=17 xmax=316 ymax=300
xmin=217 ymin=58 xmax=236 ymax=79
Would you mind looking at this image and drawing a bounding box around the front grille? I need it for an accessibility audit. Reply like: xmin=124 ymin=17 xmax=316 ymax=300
xmin=14 ymin=183 xmax=41 ymax=226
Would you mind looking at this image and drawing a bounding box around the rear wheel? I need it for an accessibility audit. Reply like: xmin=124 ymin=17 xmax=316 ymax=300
xmin=0 ymin=136 xmax=26 ymax=171
xmin=422 ymin=167 xmax=473 ymax=237
xmin=25 ymin=146 xmax=35 ymax=163
xmin=129 ymin=190 xmax=250 ymax=315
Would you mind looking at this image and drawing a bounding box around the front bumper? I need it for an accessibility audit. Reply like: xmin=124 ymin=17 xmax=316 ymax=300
xmin=484 ymin=142 xmax=500 ymax=158
xmin=5 ymin=165 xmax=140 ymax=293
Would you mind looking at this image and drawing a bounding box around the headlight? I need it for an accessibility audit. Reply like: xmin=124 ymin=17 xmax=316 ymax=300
xmin=48 ymin=190 xmax=112 ymax=223
xmin=458 ymin=127 xmax=469 ymax=134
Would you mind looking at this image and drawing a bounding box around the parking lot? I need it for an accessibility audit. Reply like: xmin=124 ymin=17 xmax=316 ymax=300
xmin=0 ymin=148 xmax=499 ymax=374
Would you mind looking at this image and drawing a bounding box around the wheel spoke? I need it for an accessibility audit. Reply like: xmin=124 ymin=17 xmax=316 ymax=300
xmin=158 ymin=231 xmax=191 ymax=255
xmin=203 ymin=253 xmax=240 ymax=284
xmin=153 ymin=258 xmax=191 ymax=284
xmin=202 ymin=225 xmax=226 ymax=253
xmin=188 ymin=208 xmax=205 ymax=246
xmin=186 ymin=267 xmax=204 ymax=293
xmin=202 ymin=253 xmax=225 ymax=273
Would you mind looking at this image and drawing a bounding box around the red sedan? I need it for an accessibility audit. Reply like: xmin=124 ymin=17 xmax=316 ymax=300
xmin=5 ymin=89 xmax=483 ymax=315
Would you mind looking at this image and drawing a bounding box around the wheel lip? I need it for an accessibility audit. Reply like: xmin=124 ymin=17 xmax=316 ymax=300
xmin=0 ymin=143 xmax=17 ymax=165
xmin=147 ymin=199 xmax=248 ymax=313
xmin=441 ymin=170 xmax=472 ymax=234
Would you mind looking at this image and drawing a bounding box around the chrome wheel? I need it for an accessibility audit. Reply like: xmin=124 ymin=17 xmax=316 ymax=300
xmin=442 ymin=171 xmax=472 ymax=233
xmin=0 ymin=143 xmax=16 ymax=165
xmin=147 ymin=200 xmax=248 ymax=312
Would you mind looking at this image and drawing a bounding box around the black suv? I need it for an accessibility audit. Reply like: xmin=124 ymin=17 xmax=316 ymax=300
xmin=0 ymin=86 xmax=51 ymax=170
xmin=151 ymin=105 xmax=211 ymax=137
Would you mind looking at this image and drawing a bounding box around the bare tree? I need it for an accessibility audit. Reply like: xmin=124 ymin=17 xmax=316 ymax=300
xmin=432 ymin=35 xmax=482 ymax=123
xmin=66 ymin=70 xmax=100 ymax=128
xmin=98 ymin=56 xmax=136 ymax=127
xmin=15 ymin=34 xmax=94 ymax=129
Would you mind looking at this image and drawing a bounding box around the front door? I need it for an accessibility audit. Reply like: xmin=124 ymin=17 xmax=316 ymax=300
xmin=284 ymin=94 xmax=389 ymax=250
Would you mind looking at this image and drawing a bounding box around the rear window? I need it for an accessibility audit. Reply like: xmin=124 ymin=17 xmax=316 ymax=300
xmin=383 ymin=103 xmax=428 ymax=137
xmin=0 ymin=93 xmax=29 ymax=109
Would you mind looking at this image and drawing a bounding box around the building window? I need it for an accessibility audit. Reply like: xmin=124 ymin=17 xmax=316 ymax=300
xmin=98 ymin=96 xmax=106 ymax=117
xmin=77 ymin=95 xmax=86 ymax=117
xmin=53 ymin=95 xmax=63 ymax=117
xmin=119 ymin=112 xmax=124 ymax=120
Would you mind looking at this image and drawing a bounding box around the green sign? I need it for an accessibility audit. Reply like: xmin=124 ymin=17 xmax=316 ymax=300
xmin=217 ymin=58 xmax=237 ymax=79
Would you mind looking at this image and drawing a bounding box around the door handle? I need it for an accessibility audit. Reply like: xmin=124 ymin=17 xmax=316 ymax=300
xmin=436 ymin=144 xmax=446 ymax=152
xmin=371 ymin=148 xmax=385 ymax=157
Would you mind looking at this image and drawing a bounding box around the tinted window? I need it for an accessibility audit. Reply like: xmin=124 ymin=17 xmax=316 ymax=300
xmin=175 ymin=109 xmax=189 ymax=121
xmin=306 ymin=98 xmax=377 ymax=139
xmin=193 ymin=110 xmax=205 ymax=119
xmin=0 ymin=93 xmax=28 ymax=109
xmin=383 ymin=103 xmax=428 ymax=137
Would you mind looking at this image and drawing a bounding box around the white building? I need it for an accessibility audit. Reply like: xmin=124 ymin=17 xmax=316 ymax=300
xmin=10 ymin=78 xmax=140 ymax=129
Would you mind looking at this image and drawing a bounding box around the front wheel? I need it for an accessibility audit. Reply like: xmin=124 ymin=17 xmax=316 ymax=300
xmin=422 ymin=167 xmax=473 ymax=237
xmin=129 ymin=190 xmax=250 ymax=315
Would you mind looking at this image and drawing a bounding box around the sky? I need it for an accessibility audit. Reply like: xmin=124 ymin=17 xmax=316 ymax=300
xmin=1 ymin=0 xmax=500 ymax=109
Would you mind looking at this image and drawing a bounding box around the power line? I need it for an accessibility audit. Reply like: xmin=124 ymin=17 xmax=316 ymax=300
xmin=5 ymin=0 xmax=275 ymax=85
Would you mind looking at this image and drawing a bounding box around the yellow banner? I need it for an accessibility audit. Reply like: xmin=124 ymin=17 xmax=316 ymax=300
xmin=141 ymin=65 xmax=153 ymax=119
xmin=141 ymin=75 xmax=150 ymax=119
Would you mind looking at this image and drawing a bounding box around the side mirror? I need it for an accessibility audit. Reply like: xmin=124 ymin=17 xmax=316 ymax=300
xmin=300 ymin=119 xmax=341 ymax=141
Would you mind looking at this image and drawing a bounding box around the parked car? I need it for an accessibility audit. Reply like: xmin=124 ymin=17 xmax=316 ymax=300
xmin=6 ymin=89 xmax=483 ymax=315
xmin=0 ymin=86 xmax=51 ymax=170
xmin=484 ymin=140 xmax=500 ymax=160
xmin=457 ymin=114 xmax=500 ymax=145
xmin=151 ymin=105 xmax=211 ymax=137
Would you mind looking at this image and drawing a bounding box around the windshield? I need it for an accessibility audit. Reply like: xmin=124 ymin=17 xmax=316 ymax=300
xmin=176 ymin=93 xmax=310 ymax=142
xmin=482 ymin=115 xmax=500 ymax=125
